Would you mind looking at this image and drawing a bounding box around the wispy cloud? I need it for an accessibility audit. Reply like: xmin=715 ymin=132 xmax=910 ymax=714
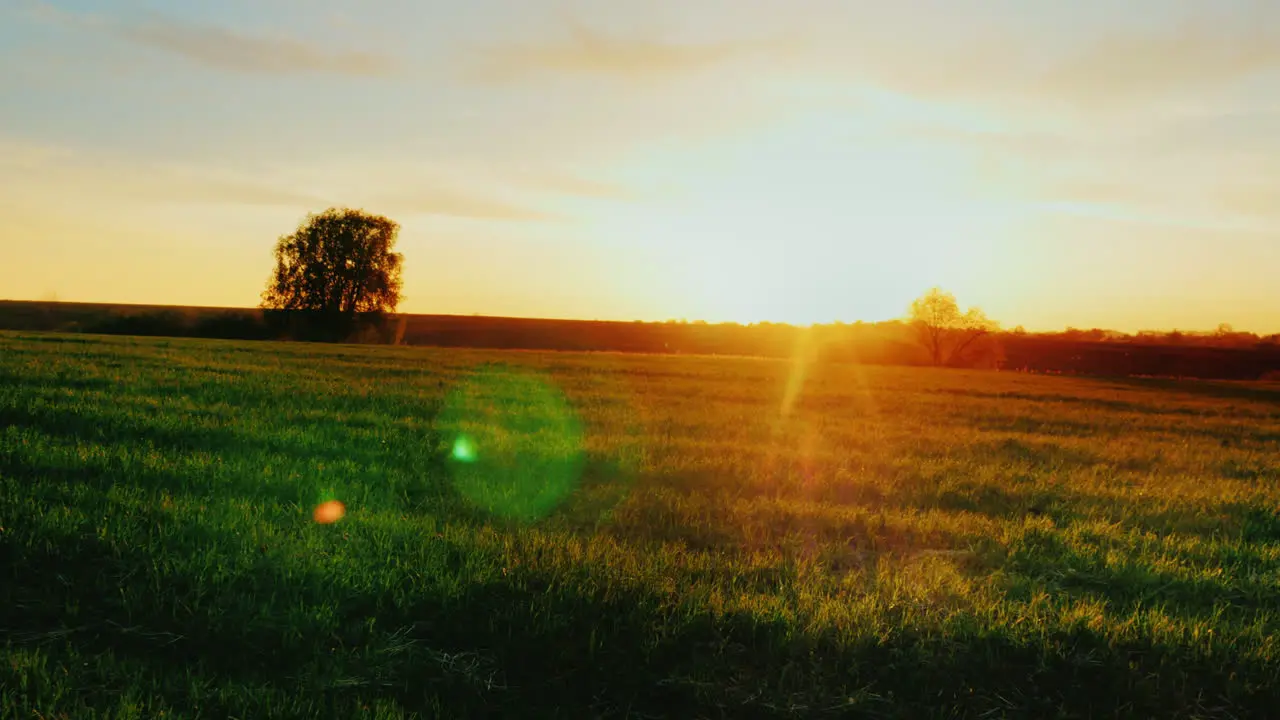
xmin=0 ymin=140 xmax=76 ymax=170
xmin=1039 ymin=20 xmax=1280 ymax=107
xmin=118 ymin=17 xmax=394 ymax=76
xmin=476 ymin=16 xmax=786 ymax=82
xmin=521 ymin=171 xmax=631 ymax=200
xmin=0 ymin=138 xmax=331 ymax=208
xmin=887 ymin=105 xmax=1280 ymax=229
xmin=1208 ymin=184 xmax=1280 ymax=220
xmin=25 ymin=1 xmax=394 ymax=76
xmin=0 ymin=135 xmax=561 ymax=246
xmin=1009 ymin=168 xmax=1280 ymax=235
xmin=785 ymin=10 xmax=1280 ymax=115
xmin=158 ymin=175 xmax=332 ymax=208
xmin=371 ymin=189 xmax=559 ymax=222
xmin=461 ymin=165 xmax=634 ymax=201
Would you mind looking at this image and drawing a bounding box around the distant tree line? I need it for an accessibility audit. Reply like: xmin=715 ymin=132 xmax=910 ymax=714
xmin=1024 ymin=324 xmax=1280 ymax=350
xmin=2 ymin=206 xmax=1277 ymax=381
xmin=999 ymin=338 xmax=1280 ymax=381
xmin=4 ymin=299 xmax=1278 ymax=380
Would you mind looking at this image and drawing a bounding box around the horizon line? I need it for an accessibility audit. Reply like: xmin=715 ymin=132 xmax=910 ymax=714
xmin=2 ymin=297 xmax=1277 ymax=338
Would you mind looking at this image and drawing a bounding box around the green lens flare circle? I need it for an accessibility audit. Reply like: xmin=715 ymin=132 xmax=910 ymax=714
xmin=436 ymin=364 xmax=585 ymax=522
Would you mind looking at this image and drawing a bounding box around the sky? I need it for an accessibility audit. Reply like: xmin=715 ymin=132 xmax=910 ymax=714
xmin=2 ymin=0 xmax=1278 ymax=332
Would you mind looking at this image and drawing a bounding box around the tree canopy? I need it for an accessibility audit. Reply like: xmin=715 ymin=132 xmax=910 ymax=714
xmin=262 ymin=208 xmax=403 ymax=320
xmin=909 ymin=287 xmax=999 ymax=366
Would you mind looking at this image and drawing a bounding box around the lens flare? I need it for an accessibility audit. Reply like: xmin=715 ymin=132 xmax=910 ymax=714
xmin=781 ymin=326 xmax=818 ymax=418
xmin=436 ymin=364 xmax=585 ymax=522
xmin=451 ymin=434 xmax=478 ymax=463
xmin=313 ymin=500 xmax=346 ymax=524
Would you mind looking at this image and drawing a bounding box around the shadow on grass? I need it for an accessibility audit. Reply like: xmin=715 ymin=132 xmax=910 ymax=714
xmin=997 ymin=525 xmax=1280 ymax=617
xmin=962 ymin=437 xmax=1128 ymax=471
xmin=0 ymin=369 xmax=121 ymax=394
xmin=917 ymin=477 xmax=1255 ymax=541
xmin=0 ymin=396 xmax=453 ymax=489
xmin=1 ymin=416 xmax=1275 ymax=717
xmin=0 ymin=387 xmax=648 ymax=536
xmin=2 ymin=510 xmax=1277 ymax=719
xmin=966 ymin=407 xmax=1280 ymax=446
xmin=1097 ymin=376 xmax=1280 ymax=405
xmin=938 ymin=387 xmax=1233 ymax=419
xmin=967 ymin=414 xmax=1106 ymax=438
xmin=622 ymin=448 xmax=1227 ymax=545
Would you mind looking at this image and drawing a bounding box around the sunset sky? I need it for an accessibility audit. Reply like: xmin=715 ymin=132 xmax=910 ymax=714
xmin=2 ymin=0 xmax=1278 ymax=332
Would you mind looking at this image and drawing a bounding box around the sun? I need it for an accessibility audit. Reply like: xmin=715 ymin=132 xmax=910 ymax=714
xmin=578 ymin=97 xmax=1022 ymax=326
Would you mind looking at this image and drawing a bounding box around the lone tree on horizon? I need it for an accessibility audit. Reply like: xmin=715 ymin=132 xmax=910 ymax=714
xmin=262 ymin=207 xmax=403 ymax=340
xmin=909 ymin=287 xmax=999 ymax=367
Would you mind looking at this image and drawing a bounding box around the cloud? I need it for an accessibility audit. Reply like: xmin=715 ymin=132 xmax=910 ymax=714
xmin=783 ymin=10 xmax=1280 ymax=116
xmin=371 ymin=189 xmax=559 ymax=222
xmin=885 ymin=106 xmax=1280 ymax=229
xmin=117 ymin=17 xmax=394 ymax=76
xmin=1008 ymin=171 xmax=1280 ymax=236
xmin=0 ymin=140 xmax=76 ymax=170
xmin=827 ymin=39 xmax=1030 ymax=105
xmin=523 ymin=172 xmax=631 ymax=200
xmin=1038 ymin=21 xmax=1280 ymax=107
xmin=25 ymin=1 xmax=393 ymax=76
xmin=157 ymin=175 xmax=332 ymax=208
xmin=478 ymin=166 xmax=633 ymax=201
xmin=16 ymin=0 xmax=87 ymax=27
xmin=0 ymin=139 xmax=331 ymax=209
xmin=476 ymin=17 xmax=786 ymax=82
xmin=0 ymin=136 xmax=561 ymax=226
xmin=137 ymin=171 xmax=331 ymax=209
xmin=1208 ymin=184 xmax=1280 ymax=220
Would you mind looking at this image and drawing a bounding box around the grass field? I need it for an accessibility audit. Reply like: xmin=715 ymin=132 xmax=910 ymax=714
xmin=2 ymin=331 xmax=1279 ymax=719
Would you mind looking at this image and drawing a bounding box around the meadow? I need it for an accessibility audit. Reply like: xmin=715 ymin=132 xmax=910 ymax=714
xmin=2 ymin=331 xmax=1279 ymax=719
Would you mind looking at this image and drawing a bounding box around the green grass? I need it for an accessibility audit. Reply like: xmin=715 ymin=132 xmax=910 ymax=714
xmin=2 ymin=331 xmax=1279 ymax=719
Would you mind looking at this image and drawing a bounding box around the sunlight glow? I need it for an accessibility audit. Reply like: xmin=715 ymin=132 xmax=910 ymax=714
xmin=781 ymin=327 xmax=817 ymax=417
xmin=585 ymin=101 xmax=1024 ymax=326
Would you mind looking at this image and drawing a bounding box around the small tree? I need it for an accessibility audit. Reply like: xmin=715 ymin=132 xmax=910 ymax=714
xmin=908 ymin=287 xmax=999 ymax=367
xmin=262 ymin=208 xmax=403 ymax=340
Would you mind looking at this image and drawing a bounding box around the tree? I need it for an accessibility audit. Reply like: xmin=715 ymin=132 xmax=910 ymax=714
xmin=262 ymin=208 xmax=403 ymax=340
xmin=908 ymin=287 xmax=999 ymax=366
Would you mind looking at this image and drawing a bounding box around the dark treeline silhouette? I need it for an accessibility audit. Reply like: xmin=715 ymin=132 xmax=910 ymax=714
xmin=1023 ymin=324 xmax=1280 ymax=350
xmin=0 ymin=302 xmax=405 ymax=344
xmin=0 ymin=301 xmax=916 ymax=360
xmin=1000 ymin=336 xmax=1280 ymax=381
xmin=3 ymin=300 xmax=1279 ymax=381
xmin=0 ymin=302 xmax=273 ymax=340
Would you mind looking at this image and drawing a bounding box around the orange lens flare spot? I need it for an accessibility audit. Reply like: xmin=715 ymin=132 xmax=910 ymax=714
xmin=313 ymin=500 xmax=346 ymax=524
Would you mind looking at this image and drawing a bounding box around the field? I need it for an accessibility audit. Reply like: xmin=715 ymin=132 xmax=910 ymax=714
xmin=2 ymin=331 xmax=1279 ymax=719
